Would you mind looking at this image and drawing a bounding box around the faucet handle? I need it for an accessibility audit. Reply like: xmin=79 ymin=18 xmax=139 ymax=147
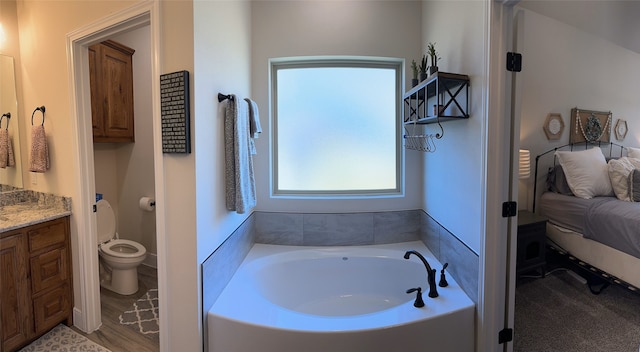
xmin=439 ymin=262 xmax=449 ymax=287
xmin=406 ymin=287 xmax=425 ymax=308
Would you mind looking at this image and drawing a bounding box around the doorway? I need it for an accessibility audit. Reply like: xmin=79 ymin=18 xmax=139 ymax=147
xmin=66 ymin=2 xmax=167 ymax=351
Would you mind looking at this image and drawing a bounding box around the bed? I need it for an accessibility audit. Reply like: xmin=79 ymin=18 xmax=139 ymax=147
xmin=533 ymin=142 xmax=640 ymax=292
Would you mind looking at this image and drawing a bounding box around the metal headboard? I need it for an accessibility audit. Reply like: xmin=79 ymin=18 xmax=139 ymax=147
xmin=532 ymin=141 xmax=626 ymax=212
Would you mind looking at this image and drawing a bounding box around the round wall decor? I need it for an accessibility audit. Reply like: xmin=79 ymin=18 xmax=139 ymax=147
xmin=543 ymin=113 xmax=564 ymax=140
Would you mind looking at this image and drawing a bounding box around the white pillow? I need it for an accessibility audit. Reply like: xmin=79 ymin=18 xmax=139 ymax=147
xmin=608 ymin=157 xmax=640 ymax=201
xmin=555 ymin=147 xmax=613 ymax=199
xmin=627 ymin=147 xmax=640 ymax=159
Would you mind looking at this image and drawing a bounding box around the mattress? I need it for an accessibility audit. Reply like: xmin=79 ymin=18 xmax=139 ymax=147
xmin=538 ymin=192 xmax=640 ymax=260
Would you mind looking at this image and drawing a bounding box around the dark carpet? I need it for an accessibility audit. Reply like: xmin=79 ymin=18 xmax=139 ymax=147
xmin=515 ymin=270 xmax=640 ymax=352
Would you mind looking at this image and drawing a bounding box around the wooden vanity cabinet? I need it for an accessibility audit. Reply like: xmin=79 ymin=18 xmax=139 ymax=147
xmin=89 ymin=40 xmax=136 ymax=143
xmin=0 ymin=216 xmax=73 ymax=351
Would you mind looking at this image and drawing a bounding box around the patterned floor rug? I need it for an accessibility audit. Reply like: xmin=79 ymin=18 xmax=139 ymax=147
xmin=19 ymin=324 xmax=111 ymax=352
xmin=118 ymin=288 xmax=159 ymax=336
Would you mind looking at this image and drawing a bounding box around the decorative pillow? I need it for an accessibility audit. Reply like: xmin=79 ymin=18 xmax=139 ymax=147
xmin=555 ymin=147 xmax=613 ymax=199
xmin=547 ymin=164 xmax=574 ymax=195
xmin=629 ymin=169 xmax=640 ymax=202
xmin=628 ymin=147 xmax=640 ymax=160
xmin=608 ymin=157 xmax=640 ymax=201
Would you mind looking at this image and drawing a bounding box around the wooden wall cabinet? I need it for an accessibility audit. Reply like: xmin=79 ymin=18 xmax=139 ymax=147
xmin=1 ymin=217 xmax=73 ymax=352
xmin=89 ymin=40 xmax=136 ymax=143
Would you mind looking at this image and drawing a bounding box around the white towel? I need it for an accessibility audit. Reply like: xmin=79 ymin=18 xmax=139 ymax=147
xmin=0 ymin=129 xmax=15 ymax=168
xmin=224 ymin=95 xmax=256 ymax=214
xmin=30 ymin=125 xmax=50 ymax=173
xmin=244 ymin=98 xmax=262 ymax=155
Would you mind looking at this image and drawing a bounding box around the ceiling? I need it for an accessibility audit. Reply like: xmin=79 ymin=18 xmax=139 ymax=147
xmin=517 ymin=0 xmax=640 ymax=54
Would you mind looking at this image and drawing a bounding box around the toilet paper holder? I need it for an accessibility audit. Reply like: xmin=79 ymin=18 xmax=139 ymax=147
xmin=139 ymin=197 xmax=156 ymax=211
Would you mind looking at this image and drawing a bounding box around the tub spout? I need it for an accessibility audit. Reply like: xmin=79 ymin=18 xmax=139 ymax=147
xmin=404 ymin=250 xmax=438 ymax=298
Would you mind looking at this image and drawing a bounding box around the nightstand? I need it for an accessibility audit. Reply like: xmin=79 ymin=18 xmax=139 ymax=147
xmin=517 ymin=210 xmax=548 ymax=277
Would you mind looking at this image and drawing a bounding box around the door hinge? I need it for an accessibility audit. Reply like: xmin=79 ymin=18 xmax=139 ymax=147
xmin=499 ymin=328 xmax=513 ymax=344
xmin=93 ymin=204 xmax=97 ymax=213
xmin=506 ymin=52 xmax=522 ymax=72
xmin=502 ymin=201 xmax=517 ymax=217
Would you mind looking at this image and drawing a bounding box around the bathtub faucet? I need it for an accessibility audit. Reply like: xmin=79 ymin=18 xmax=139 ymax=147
xmin=403 ymin=250 xmax=439 ymax=298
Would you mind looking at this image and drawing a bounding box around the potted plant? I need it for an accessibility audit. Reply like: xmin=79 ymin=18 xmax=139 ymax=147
xmin=419 ymin=55 xmax=428 ymax=81
xmin=411 ymin=60 xmax=419 ymax=87
xmin=427 ymin=42 xmax=439 ymax=75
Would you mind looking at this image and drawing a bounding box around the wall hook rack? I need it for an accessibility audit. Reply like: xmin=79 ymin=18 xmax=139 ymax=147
xmin=403 ymin=118 xmax=443 ymax=153
xmin=31 ymin=106 xmax=46 ymax=126
xmin=1 ymin=112 xmax=10 ymax=130
xmin=218 ymin=93 xmax=234 ymax=102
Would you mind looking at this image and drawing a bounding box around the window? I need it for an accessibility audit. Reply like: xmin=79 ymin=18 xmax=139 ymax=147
xmin=271 ymin=57 xmax=403 ymax=197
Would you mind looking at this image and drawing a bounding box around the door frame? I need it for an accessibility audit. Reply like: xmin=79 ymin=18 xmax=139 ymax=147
xmin=65 ymin=1 xmax=168 ymax=350
xmin=479 ymin=1 xmax=520 ymax=351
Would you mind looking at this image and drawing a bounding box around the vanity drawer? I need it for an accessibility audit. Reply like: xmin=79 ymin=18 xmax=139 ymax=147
xmin=30 ymin=246 xmax=68 ymax=294
xmin=33 ymin=284 xmax=71 ymax=334
xmin=27 ymin=218 xmax=67 ymax=253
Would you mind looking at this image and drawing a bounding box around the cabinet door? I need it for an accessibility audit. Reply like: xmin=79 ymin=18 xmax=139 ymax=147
xmin=101 ymin=43 xmax=135 ymax=142
xmin=88 ymin=44 xmax=105 ymax=138
xmin=1 ymin=234 xmax=32 ymax=351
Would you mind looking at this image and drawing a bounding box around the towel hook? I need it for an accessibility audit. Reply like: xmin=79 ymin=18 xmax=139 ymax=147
xmin=31 ymin=106 xmax=45 ymax=126
xmin=217 ymin=93 xmax=234 ymax=102
xmin=1 ymin=112 xmax=10 ymax=130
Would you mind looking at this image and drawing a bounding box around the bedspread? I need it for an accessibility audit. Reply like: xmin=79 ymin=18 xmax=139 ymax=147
xmin=584 ymin=197 xmax=640 ymax=260
xmin=539 ymin=192 xmax=640 ymax=260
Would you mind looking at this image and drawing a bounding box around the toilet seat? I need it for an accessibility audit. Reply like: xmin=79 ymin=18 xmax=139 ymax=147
xmin=100 ymin=239 xmax=146 ymax=258
xmin=96 ymin=199 xmax=146 ymax=258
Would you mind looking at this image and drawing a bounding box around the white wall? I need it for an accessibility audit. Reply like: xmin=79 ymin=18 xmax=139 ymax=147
xmin=93 ymin=145 xmax=118 ymax=204
xmin=193 ymin=1 xmax=252 ymax=262
xmin=250 ymin=0 xmax=423 ymax=213
xmin=518 ymin=8 xmax=640 ymax=210
xmin=421 ymin=1 xmax=487 ymax=253
xmin=111 ymin=27 xmax=157 ymax=255
xmin=159 ymin=1 xmax=199 ymax=351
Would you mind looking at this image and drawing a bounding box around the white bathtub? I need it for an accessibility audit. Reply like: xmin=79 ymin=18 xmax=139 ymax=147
xmin=207 ymin=241 xmax=474 ymax=352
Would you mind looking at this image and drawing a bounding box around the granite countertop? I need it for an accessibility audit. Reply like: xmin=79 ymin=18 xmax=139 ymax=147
xmin=0 ymin=190 xmax=72 ymax=233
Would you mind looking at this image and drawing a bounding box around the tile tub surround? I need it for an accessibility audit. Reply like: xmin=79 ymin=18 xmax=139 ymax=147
xmin=201 ymin=215 xmax=255 ymax=317
xmin=420 ymin=211 xmax=479 ymax=304
xmin=254 ymin=210 xmax=422 ymax=246
xmin=0 ymin=190 xmax=72 ymax=232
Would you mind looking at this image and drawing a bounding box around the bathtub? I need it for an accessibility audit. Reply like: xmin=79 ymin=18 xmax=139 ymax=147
xmin=207 ymin=241 xmax=474 ymax=352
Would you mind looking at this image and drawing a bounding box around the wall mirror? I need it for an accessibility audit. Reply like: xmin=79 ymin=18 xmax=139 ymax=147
xmin=0 ymin=53 xmax=23 ymax=190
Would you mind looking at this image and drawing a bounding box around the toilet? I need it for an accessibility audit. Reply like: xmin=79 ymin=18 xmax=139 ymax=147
xmin=96 ymin=199 xmax=147 ymax=295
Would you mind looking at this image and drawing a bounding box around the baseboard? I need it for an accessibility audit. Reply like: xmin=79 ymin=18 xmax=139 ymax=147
xmin=143 ymin=252 xmax=157 ymax=268
xmin=73 ymin=307 xmax=84 ymax=331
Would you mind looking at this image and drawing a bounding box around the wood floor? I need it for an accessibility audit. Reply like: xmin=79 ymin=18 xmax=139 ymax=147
xmin=72 ymin=265 xmax=159 ymax=352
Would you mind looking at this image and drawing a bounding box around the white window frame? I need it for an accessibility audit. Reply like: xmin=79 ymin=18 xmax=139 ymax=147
xmin=269 ymin=56 xmax=404 ymax=198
